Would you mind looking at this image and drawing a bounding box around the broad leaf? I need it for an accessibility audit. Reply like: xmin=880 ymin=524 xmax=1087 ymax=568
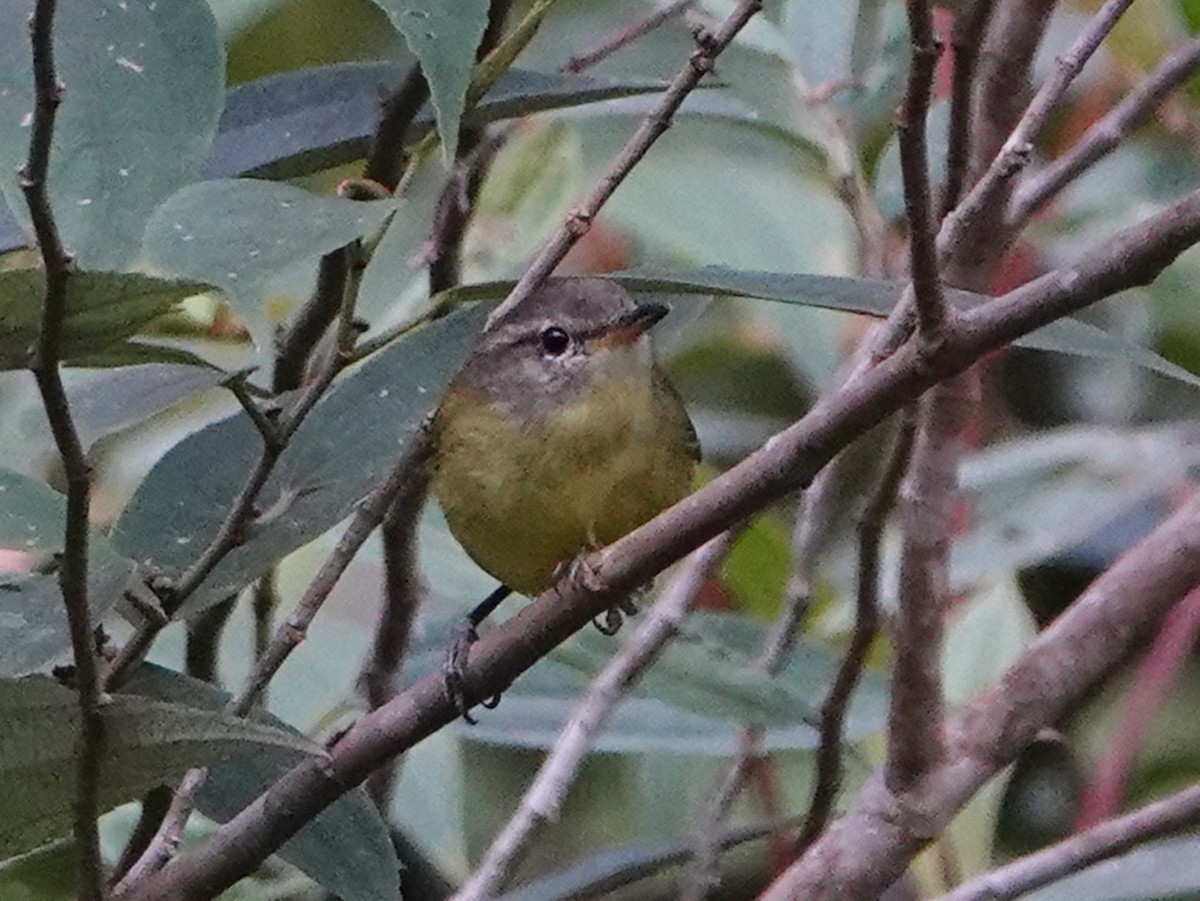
xmin=0 ymin=674 xmax=315 ymax=859
xmin=123 ymin=665 xmax=400 ymax=901
xmin=112 ymin=304 xmax=488 ymax=617
xmin=0 ymin=270 xmax=215 ymax=371
xmin=0 ymin=0 xmax=223 ymax=268
xmin=370 ymin=0 xmax=491 ymax=163
xmin=140 ymin=180 xmax=396 ymax=347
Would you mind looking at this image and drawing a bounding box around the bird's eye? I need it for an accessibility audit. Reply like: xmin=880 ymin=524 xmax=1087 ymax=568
xmin=539 ymin=326 xmax=571 ymax=357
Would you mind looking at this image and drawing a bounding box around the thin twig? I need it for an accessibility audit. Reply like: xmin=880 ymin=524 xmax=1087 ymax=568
xmin=485 ymin=0 xmax=765 ymax=328
xmin=937 ymin=780 xmax=1200 ymax=901
xmin=898 ymin=0 xmax=951 ymax=340
xmin=362 ymin=65 xmax=430 ymax=191
xmin=564 ymin=0 xmax=695 ymax=72
xmin=115 ymin=175 xmax=1200 ymax=901
xmin=112 ymin=769 xmax=208 ymax=898
xmin=1009 ymin=33 xmax=1200 ymax=226
xmin=453 ymin=534 xmax=733 ymax=901
xmin=20 ymin=2 xmax=104 ymax=897
xmin=794 ymin=410 xmax=917 ymax=853
xmin=940 ymin=0 xmax=1135 ymax=266
xmin=941 ymin=0 xmax=999 ymax=215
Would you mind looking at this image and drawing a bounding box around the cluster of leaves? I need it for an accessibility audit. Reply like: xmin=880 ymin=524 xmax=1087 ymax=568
xmin=2 ymin=0 xmax=1200 ymax=898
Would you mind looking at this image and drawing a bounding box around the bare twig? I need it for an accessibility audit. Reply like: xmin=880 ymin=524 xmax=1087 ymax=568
xmin=941 ymin=0 xmax=999 ymax=215
xmin=794 ymin=410 xmax=917 ymax=853
xmin=114 ymin=165 xmax=1200 ymax=901
xmin=362 ymin=65 xmax=430 ymax=191
xmin=899 ymin=0 xmax=952 ymax=340
xmin=453 ymin=534 xmax=732 ymax=901
xmin=20 ymin=2 xmax=104 ymax=897
xmin=1009 ymin=34 xmax=1200 ymax=226
xmin=937 ymin=780 xmax=1200 ymax=901
xmin=112 ymin=769 xmax=208 ymax=898
xmin=485 ymin=0 xmax=765 ymax=328
xmin=564 ymin=0 xmax=695 ymax=72
xmin=940 ymin=0 xmax=1135 ymax=266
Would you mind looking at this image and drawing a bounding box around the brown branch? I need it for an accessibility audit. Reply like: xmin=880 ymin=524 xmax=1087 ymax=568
xmin=1009 ymin=34 xmax=1200 ymax=226
xmin=484 ymin=0 xmax=764 ymax=328
xmin=941 ymin=0 xmax=998 ymax=215
xmin=898 ymin=0 xmax=951 ymax=341
xmin=563 ymin=0 xmax=695 ymax=72
xmin=184 ymin=595 xmax=236 ymax=684
xmin=453 ymin=534 xmax=732 ymax=901
xmin=362 ymin=65 xmax=430 ymax=191
xmin=759 ymin=489 xmax=1200 ymax=900
xmin=940 ymin=0 xmax=1135 ymax=267
xmin=937 ymin=780 xmax=1200 ymax=901
xmin=115 ymin=183 xmax=1200 ymax=901
xmin=20 ymin=2 xmax=104 ymax=897
xmin=794 ymin=410 xmax=917 ymax=854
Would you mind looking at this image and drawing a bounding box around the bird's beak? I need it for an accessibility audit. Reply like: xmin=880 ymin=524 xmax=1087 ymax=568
xmin=591 ymin=302 xmax=670 ymax=348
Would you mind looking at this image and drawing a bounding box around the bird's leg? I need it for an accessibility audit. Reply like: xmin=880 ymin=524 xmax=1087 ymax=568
xmin=443 ymin=584 xmax=511 ymax=724
xmin=552 ymin=549 xmax=649 ymax=637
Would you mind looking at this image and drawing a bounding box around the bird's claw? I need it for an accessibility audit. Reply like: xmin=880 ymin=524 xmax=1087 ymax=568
xmin=443 ymin=619 xmax=481 ymax=724
xmin=592 ymin=595 xmax=639 ymax=636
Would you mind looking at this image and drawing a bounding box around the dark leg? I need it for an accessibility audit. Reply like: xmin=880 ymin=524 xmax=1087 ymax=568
xmin=443 ymin=584 xmax=512 ymax=723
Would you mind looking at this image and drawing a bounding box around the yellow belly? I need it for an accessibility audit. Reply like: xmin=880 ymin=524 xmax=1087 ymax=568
xmin=431 ymin=374 xmax=696 ymax=595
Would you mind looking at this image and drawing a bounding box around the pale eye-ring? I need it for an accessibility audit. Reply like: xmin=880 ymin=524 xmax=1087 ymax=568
xmin=539 ymin=326 xmax=571 ymax=357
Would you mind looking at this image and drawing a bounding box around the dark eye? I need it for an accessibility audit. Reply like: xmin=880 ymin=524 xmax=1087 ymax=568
xmin=539 ymin=326 xmax=571 ymax=357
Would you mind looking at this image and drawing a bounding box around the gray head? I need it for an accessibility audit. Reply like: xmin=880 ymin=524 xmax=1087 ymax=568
xmin=455 ymin=278 xmax=668 ymax=418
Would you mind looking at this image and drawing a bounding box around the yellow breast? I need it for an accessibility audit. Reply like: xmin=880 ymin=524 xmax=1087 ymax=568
xmin=431 ymin=373 xmax=696 ymax=595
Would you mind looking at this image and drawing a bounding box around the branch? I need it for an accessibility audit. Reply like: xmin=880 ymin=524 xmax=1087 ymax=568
xmin=116 ymin=187 xmax=1200 ymax=901
xmin=794 ymin=410 xmax=916 ymax=853
xmin=453 ymin=534 xmax=731 ymax=901
xmin=898 ymin=0 xmax=951 ymax=340
xmin=940 ymin=0 xmax=1134 ymax=264
xmin=485 ymin=0 xmax=764 ymax=328
xmin=1009 ymin=34 xmax=1200 ymax=226
xmin=759 ymin=488 xmax=1200 ymax=900
xmin=937 ymin=780 xmax=1200 ymax=901
xmin=563 ymin=0 xmax=694 ymax=72
xmin=941 ymin=0 xmax=998 ymax=215
xmin=20 ymin=1 xmax=104 ymax=897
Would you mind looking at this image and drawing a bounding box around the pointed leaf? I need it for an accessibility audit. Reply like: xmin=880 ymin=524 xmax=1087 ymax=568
xmin=0 ymin=675 xmax=316 ymax=859
xmin=0 ymin=0 xmax=223 ymax=268
xmin=0 ymin=270 xmax=215 ymax=371
xmin=370 ymin=0 xmax=490 ymax=163
xmin=123 ymin=665 xmax=400 ymax=901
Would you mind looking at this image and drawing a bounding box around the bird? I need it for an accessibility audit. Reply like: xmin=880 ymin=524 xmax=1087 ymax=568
xmin=429 ymin=277 xmax=699 ymax=719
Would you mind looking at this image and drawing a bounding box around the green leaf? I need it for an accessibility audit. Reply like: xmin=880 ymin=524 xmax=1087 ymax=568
xmin=0 ymin=270 xmax=215 ymax=371
xmin=18 ymin=364 xmax=225 ymax=453
xmin=944 ymin=577 xmax=1037 ymax=707
xmin=370 ymin=0 xmax=491 ymax=163
xmin=112 ymin=304 xmax=488 ymax=617
xmin=0 ymin=467 xmax=135 ymax=675
xmin=123 ymin=665 xmax=400 ymax=901
xmin=139 ymin=180 xmax=397 ymax=348
xmin=0 ymin=674 xmax=316 ymax=860
xmin=0 ymin=0 xmax=224 ymax=268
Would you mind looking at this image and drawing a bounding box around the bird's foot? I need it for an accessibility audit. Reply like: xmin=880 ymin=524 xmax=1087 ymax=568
xmin=442 ymin=619 xmax=502 ymax=725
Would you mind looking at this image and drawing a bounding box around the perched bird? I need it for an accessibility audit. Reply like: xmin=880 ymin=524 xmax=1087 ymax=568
xmin=430 ymin=277 xmax=699 ymax=717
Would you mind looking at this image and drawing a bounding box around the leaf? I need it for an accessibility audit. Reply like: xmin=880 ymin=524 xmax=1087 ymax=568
xmin=0 ymin=0 xmax=224 ymax=268
xmin=139 ymin=179 xmax=397 ymax=347
xmin=944 ymin=577 xmax=1037 ymax=707
xmin=0 ymin=674 xmax=316 ymax=860
xmin=18 ymin=363 xmax=226 ymax=452
xmin=0 ymin=467 xmax=135 ymax=675
xmin=0 ymin=564 xmax=133 ymax=678
xmin=112 ymin=304 xmax=488 ymax=617
xmin=206 ymin=62 xmax=674 ymax=181
xmin=123 ymin=665 xmax=400 ymax=901
xmin=0 ymin=270 xmax=215 ymax=371
xmin=370 ymin=0 xmax=491 ymax=163
xmin=437 ymin=269 xmax=1200 ymax=391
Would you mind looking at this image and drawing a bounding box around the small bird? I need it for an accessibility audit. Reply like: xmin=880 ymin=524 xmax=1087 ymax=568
xmin=430 ymin=277 xmax=699 ymax=718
